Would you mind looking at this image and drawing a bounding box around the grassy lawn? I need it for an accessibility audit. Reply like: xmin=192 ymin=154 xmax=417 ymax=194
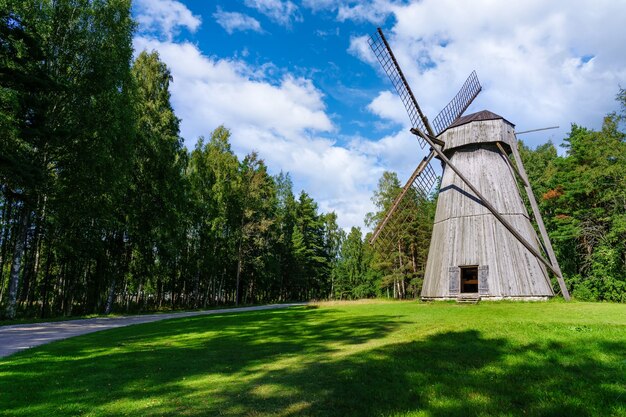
xmin=1 ymin=300 xmax=625 ymax=416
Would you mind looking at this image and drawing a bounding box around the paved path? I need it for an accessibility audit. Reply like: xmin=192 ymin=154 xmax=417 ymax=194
xmin=0 ymin=303 xmax=305 ymax=358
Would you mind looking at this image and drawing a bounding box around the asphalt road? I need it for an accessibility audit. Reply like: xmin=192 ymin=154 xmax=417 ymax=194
xmin=0 ymin=303 xmax=305 ymax=358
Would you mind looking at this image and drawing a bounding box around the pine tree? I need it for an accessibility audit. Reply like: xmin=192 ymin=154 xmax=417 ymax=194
xmin=125 ymin=50 xmax=187 ymax=311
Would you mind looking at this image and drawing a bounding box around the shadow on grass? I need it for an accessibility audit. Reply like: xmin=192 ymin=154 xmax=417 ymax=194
xmin=1 ymin=306 xmax=624 ymax=416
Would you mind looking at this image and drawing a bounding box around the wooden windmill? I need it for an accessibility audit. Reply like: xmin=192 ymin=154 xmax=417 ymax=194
xmin=368 ymin=28 xmax=570 ymax=300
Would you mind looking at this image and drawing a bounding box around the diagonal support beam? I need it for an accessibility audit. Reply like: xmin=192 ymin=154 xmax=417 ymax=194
xmin=369 ymin=149 xmax=436 ymax=244
xmin=510 ymin=136 xmax=571 ymax=300
xmin=411 ymin=127 xmax=569 ymax=299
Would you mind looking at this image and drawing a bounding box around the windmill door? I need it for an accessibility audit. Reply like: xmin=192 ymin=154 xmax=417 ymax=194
xmin=460 ymin=266 xmax=479 ymax=293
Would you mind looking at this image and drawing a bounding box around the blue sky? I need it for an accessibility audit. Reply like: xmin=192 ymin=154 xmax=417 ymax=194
xmin=132 ymin=0 xmax=626 ymax=230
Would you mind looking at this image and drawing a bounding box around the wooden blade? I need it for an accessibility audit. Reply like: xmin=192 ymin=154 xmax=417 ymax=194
xmin=370 ymin=150 xmax=437 ymax=245
xmin=432 ymin=71 xmax=482 ymax=135
xmin=368 ymin=28 xmax=435 ymax=148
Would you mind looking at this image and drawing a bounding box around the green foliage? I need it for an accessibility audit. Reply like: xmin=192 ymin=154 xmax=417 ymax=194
xmin=519 ymin=112 xmax=626 ymax=302
xmin=0 ymin=2 xmax=340 ymax=318
xmin=291 ymin=192 xmax=336 ymax=299
xmin=362 ymin=171 xmax=437 ymax=299
xmin=126 ymin=50 xmax=187 ymax=311
xmin=332 ymin=227 xmax=369 ymax=299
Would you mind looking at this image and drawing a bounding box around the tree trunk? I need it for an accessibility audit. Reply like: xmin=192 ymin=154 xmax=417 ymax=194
xmin=235 ymin=238 xmax=243 ymax=306
xmin=40 ymin=244 xmax=53 ymax=318
xmin=18 ymin=213 xmax=33 ymax=305
xmin=203 ymin=279 xmax=210 ymax=308
xmin=6 ymin=207 xmax=28 ymax=319
xmin=104 ymin=278 xmax=116 ymax=314
xmin=0 ymin=194 xmax=15 ymax=301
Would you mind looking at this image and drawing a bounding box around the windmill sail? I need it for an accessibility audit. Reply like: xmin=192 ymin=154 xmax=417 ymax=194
xmin=367 ymin=27 xmax=440 ymax=252
xmin=370 ymin=151 xmax=437 ymax=246
xmin=368 ymin=28 xmax=434 ymax=148
xmin=432 ymin=71 xmax=482 ymax=135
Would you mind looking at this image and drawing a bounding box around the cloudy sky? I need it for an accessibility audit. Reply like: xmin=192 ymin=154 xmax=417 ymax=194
xmin=132 ymin=0 xmax=626 ymax=231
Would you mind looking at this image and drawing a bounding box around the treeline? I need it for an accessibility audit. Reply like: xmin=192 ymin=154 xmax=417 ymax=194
xmin=0 ymin=1 xmax=342 ymax=319
xmin=334 ymin=93 xmax=626 ymax=302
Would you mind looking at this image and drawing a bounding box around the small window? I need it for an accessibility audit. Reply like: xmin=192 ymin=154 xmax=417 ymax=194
xmin=461 ymin=266 xmax=479 ymax=293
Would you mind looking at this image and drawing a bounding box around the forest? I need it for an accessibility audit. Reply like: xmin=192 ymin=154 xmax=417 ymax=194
xmin=1 ymin=0 xmax=625 ymax=320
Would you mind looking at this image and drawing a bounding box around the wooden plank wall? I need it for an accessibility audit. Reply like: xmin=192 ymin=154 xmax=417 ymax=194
xmin=422 ymin=118 xmax=554 ymax=299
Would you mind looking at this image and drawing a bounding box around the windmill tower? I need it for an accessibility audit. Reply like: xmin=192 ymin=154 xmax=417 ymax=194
xmin=368 ymin=28 xmax=570 ymax=301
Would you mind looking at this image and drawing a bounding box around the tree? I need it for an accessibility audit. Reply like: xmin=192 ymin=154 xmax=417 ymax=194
xmin=187 ymin=127 xmax=240 ymax=306
xmin=234 ymin=152 xmax=277 ymax=305
xmin=334 ymin=227 xmax=366 ymax=299
xmin=323 ymin=212 xmax=344 ymax=298
xmin=365 ymin=171 xmax=436 ymax=299
xmin=292 ymin=191 xmax=330 ymax=299
xmin=520 ymin=109 xmax=626 ymax=302
xmin=0 ymin=6 xmax=52 ymax=318
xmin=0 ymin=0 xmax=135 ymax=318
xmin=124 ymin=50 xmax=187 ymax=312
xmin=274 ymin=172 xmax=297 ymax=300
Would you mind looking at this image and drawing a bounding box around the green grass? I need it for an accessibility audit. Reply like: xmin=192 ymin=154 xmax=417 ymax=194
xmin=1 ymin=300 xmax=625 ymax=416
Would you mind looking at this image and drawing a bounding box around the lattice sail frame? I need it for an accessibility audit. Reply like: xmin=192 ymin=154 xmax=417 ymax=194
xmin=432 ymin=70 xmax=482 ymax=135
xmin=368 ymin=28 xmax=434 ymax=148
xmin=372 ymin=161 xmax=439 ymax=263
xmin=368 ymin=28 xmax=482 ymax=263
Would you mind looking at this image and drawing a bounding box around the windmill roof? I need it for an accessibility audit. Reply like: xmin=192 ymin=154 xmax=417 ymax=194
xmin=446 ymin=110 xmax=515 ymax=131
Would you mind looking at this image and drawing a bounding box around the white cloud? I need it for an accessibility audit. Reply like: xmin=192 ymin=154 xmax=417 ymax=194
xmin=134 ymin=0 xmax=201 ymax=41
xmin=367 ymin=90 xmax=406 ymax=126
xmin=213 ymin=8 xmax=262 ymax=34
xmin=301 ymin=0 xmax=336 ymax=12
xmin=303 ymin=0 xmax=399 ymax=23
xmin=347 ymin=35 xmax=377 ymax=65
xmin=132 ymin=1 xmax=626 ymax=231
xmin=244 ymin=0 xmax=302 ymax=27
xmin=134 ymin=37 xmax=333 ymax=138
xmin=132 ymin=36 xmax=394 ymax=230
xmin=337 ymin=0 xmax=398 ymax=23
xmin=349 ymin=0 xmax=626 ymax=149
xmin=348 ymin=130 xmax=424 ymax=181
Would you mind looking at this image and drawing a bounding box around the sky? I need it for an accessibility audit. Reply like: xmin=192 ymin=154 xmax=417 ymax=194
xmin=132 ymin=0 xmax=626 ymax=231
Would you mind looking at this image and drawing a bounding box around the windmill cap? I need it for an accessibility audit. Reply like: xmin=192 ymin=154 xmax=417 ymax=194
xmin=446 ymin=110 xmax=515 ymax=131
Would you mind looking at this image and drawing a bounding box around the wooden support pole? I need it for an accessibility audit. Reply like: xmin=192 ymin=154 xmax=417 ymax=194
xmin=510 ymin=136 xmax=571 ymax=300
xmin=411 ymin=128 xmax=567 ymax=296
